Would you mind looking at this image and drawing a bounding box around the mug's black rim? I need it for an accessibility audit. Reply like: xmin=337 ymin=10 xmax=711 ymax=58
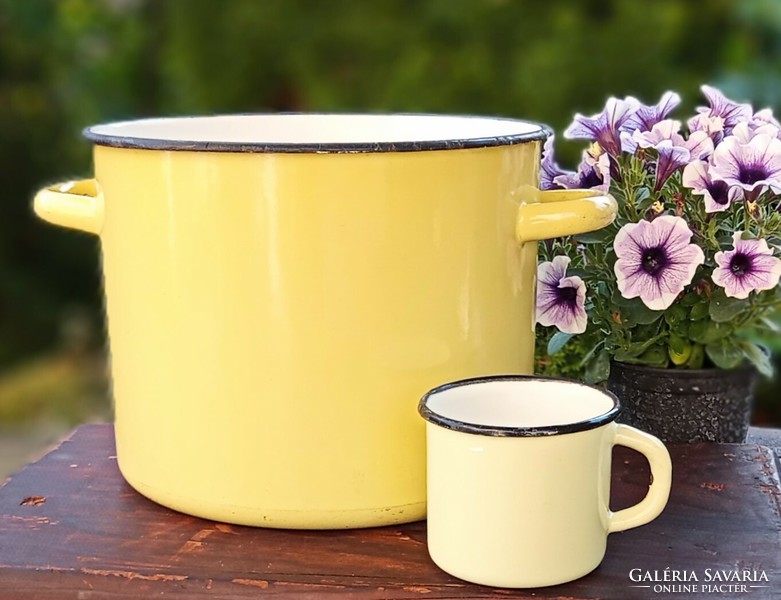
xmin=82 ymin=113 xmax=552 ymax=153
xmin=418 ymin=375 xmax=621 ymax=437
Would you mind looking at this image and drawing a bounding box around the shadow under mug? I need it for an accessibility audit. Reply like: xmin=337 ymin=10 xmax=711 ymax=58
xmin=418 ymin=375 xmax=673 ymax=589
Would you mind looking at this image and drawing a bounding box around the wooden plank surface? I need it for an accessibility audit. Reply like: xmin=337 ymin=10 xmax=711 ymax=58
xmin=0 ymin=424 xmax=780 ymax=599
xmin=748 ymin=426 xmax=781 ymax=475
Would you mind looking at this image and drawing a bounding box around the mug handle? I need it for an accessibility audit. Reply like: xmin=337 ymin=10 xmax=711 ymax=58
xmin=515 ymin=186 xmax=617 ymax=243
xmin=33 ymin=179 xmax=104 ymax=235
xmin=608 ymin=424 xmax=673 ymax=533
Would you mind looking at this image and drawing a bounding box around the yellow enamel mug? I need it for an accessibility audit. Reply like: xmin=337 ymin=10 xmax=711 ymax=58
xmin=33 ymin=115 xmax=617 ymax=529
xmin=419 ymin=375 xmax=672 ymax=588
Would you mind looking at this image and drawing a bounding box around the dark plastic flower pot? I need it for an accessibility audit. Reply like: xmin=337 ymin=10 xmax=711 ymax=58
xmin=607 ymin=361 xmax=757 ymax=443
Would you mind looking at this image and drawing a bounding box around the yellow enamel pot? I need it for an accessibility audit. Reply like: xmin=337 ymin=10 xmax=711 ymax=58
xmin=34 ymin=115 xmax=616 ymax=529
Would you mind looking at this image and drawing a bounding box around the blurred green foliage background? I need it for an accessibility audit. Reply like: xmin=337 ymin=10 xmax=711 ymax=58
xmin=1 ymin=0 xmax=781 ymax=472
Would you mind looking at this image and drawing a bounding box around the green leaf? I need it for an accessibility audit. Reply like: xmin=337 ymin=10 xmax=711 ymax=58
xmin=578 ymin=341 xmax=602 ymax=368
xmin=690 ymin=301 xmax=710 ymax=320
xmin=686 ymin=343 xmax=705 ymax=369
xmin=672 ymin=319 xmax=689 ymax=337
xmin=741 ymin=342 xmax=774 ymax=378
xmin=620 ymin=298 xmax=664 ymax=325
xmin=640 ymin=345 xmax=670 ymax=368
xmin=668 ymin=335 xmax=692 ymax=366
xmin=613 ymin=349 xmax=643 ymax=363
xmin=680 ymin=291 xmax=700 ymax=306
xmin=689 ymin=320 xmax=732 ymax=344
xmin=610 ymin=289 xmax=635 ymax=307
xmin=664 ymin=304 xmax=687 ymax=326
xmin=584 ymin=350 xmax=611 ymax=384
xmin=709 ymin=288 xmax=749 ymax=323
xmin=634 ymin=322 xmax=662 ymax=339
xmin=547 ymin=331 xmax=573 ymax=355
xmin=619 ymin=336 xmax=662 ymax=359
xmin=705 ymin=339 xmax=744 ymax=370
xmin=575 ymin=228 xmax=612 ymax=244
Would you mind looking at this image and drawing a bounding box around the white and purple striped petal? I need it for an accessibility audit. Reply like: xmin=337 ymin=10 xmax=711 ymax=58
xmin=685 ymin=130 xmax=716 ymax=160
xmin=688 ymin=112 xmax=725 ymax=145
xmin=632 ymin=120 xmax=714 ymax=189
xmin=536 ymin=256 xmax=588 ymax=334
xmin=712 ymin=233 xmax=781 ymax=299
xmin=633 ymin=119 xmax=683 ymax=147
xmin=731 ymin=121 xmax=781 ymax=144
xmin=553 ymin=150 xmax=611 ymax=193
xmin=564 ymin=96 xmax=640 ymax=156
xmin=682 ymin=160 xmax=743 ymax=213
xmin=633 ymin=120 xmax=713 ymax=158
xmin=621 ymin=91 xmax=681 ymax=135
xmin=540 ymin=136 xmax=569 ymax=191
xmin=750 ymin=108 xmax=781 ymax=135
xmin=614 ymin=216 xmax=705 ymax=310
xmin=710 ymin=133 xmax=781 ymax=195
xmin=654 ymin=142 xmax=692 ymax=191
xmin=697 ymin=85 xmax=752 ymax=135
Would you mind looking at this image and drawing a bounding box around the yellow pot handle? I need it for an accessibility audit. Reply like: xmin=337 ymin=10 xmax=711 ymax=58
xmin=33 ymin=179 xmax=104 ymax=235
xmin=516 ymin=186 xmax=617 ymax=243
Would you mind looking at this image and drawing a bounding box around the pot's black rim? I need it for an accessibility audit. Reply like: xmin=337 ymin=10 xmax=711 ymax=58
xmin=82 ymin=113 xmax=552 ymax=153
xmin=418 ymin=375 xmax=620 ymax=437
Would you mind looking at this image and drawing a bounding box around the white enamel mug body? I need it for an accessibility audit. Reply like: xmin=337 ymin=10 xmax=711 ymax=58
xmin=419 ymin=376 xmax=673 ymax=588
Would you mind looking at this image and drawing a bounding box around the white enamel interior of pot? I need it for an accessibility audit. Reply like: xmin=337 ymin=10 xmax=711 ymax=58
xmin=86 ymin=114 xmax=544 ymax=144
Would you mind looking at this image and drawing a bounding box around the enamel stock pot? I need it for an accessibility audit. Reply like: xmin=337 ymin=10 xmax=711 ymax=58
xmin=34 ymin=114 xmax=616 ymax=528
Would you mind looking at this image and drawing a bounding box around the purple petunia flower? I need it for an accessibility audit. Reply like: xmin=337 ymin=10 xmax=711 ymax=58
xmin=687 ymin=113 xmax=725 ymax=145
xmin=563 ymin=96 xmax=639 ymax=156
xmin=620 ymin=91 xmax=681 ymax=151
xmin=710 ymin=132 xmax=781 ymax=197
xmin=750 ymin=108 xmax=781 ymax=136
xmin=696 ymin=85 xmax=752 ymax=136
xmin=731 ymin=121 xmax=781 ymax=144
xmin=536 ymin=256 xmax=588 ymax=334
xmin=712 ymin=233 xmax=781 ymax=299
xmin=540 ymin=136 xmax=568 ymax=191
xmin=553 ymin=148 xmax=611 ymax=193
xmin=614 ymin=216 xmax=705 ymax=310
xmin=632 ymin=120 xmax=714 ymax=190
xmin=681 ymin=160 xmax=743 ymax=213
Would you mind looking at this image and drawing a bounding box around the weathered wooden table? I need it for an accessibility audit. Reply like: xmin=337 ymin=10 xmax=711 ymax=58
xmin=1 ymin=424 xmax=780 ymax=599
